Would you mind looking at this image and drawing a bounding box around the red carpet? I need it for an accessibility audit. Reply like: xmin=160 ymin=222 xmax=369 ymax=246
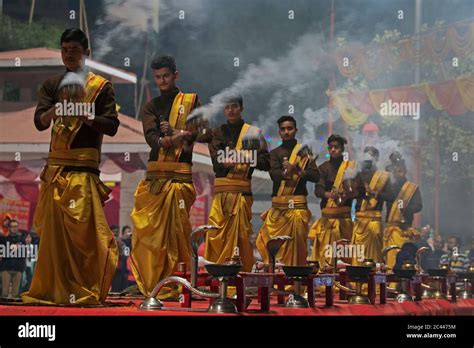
xmin=1 ymin=298 xmax=473 ymax=316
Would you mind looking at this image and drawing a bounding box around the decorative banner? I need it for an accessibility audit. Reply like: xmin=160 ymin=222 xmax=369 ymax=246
xmin=335 ymin=21 xmax=474 ymax=80
xmin=0 ymin=197 xmax=31 ymax=231
xmin=330 ymin=75 xmax=474 ymax=127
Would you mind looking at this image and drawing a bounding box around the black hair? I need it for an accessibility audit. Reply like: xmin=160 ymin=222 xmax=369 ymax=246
xmin=363 ymin=146 xmax=380 ymax=160
xmin=277 ymin=115 xmax=297 ymax=128
xmin=223 ymin=94 xmax=243 ymax=108
xmin=150 ymin=55 xmax=177 ymax=73
xmin=327 ymin=134 xmax=347 ymax=148
xmin=447 ymin=235 xmax=461 ymax=247
xmin=9 ymin=219 xmax=19 ymax=226
xmin=122 ymin=225 xmax=131 ymax=233
xmin=60 ymin=28 xmax=89 ymax=50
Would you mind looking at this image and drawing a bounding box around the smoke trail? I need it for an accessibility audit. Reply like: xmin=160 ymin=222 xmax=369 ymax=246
xmin=93 ymin=0 xmax=207 ymax=59
xmin=189 ymin=33 xmax=327 ymax=127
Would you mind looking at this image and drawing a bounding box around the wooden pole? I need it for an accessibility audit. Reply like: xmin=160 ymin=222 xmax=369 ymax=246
xmin=28 ymin=0 xmax=35 ymax=24
xmin=327 ymin=0 xmax=335 ymax=137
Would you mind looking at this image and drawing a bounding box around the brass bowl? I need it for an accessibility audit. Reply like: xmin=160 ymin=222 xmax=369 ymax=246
xmin=346 ymin=266 xmax=372 ymax=282
xmin=362 ymin=258 xmax=376 ymax=271
xmin=282 ymin=266 xmax=314 ymax=278
xmin=393 ymin=269 xmax=416 ymax=280
xmin=205 ymin=264 xmax=241 ymax=278
xmin=427 ymin=268 xmax=449 ymax=277
xmin=307 ymin=260 xmax=320 ymax=274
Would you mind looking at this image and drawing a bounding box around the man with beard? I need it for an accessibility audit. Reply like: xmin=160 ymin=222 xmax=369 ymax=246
xmin=383 ymin=153 xmax=422 ymax=270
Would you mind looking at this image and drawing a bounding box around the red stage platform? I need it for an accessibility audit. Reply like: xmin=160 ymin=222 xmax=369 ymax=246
xmin=1 ymin=298 xmax=472 ymax=316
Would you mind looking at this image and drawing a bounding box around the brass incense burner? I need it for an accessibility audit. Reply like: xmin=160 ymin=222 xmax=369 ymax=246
xmin=393 ymin=260 xmax=417 ymax=302
xmin=346 ymin=266 xmax=372 ymax=304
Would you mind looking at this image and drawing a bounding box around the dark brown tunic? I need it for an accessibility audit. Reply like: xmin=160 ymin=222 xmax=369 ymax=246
xmin=383 ymin=177 xmax=423 ymax=228
xmin=208 ymin=118 xmax=270 ymax=187
xmin=314 ymin=156 xmax=358 ymax=210
xmin=34 ymin=71 xmax=119 ymax=151
xmin=269 ymin=139 xmax=320 ymax=197
xmin=141 ymin=87 xmax=200 ymax=162
xmin=352 ymin=168 xmax=391 ymax=212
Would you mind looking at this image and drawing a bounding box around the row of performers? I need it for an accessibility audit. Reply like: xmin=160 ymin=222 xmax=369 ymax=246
xmin=21 ymin=29 xmax=421 ymax=305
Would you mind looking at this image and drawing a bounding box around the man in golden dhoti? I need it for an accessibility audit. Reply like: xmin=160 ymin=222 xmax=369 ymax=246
xmin=309 ymin=135 xmax=357 ymax=268
xmin=22 ymin=29 xmax=119 ymax=305
xmin=351 ymin=147 xmax=390 ymax=265
xmin=256 ymin=116 xmax=319 ymax=266
xmin=130 ymin=56 xmax=202 ymax=299
xmin=204 ymin=95 xmax=270 ymax=272
xmin=383 ymin=152 xmax=422 ymax=270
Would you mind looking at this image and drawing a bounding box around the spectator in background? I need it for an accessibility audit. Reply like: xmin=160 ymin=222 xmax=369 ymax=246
xmin=0 ymin=219 xmax=26 ymax=298
xmin=440 ymin=236 xmax=469 ymax=273
xmin=416 ymin=224 xmax=433 ymax=250
xmin=421 ymin=234 xmax=447 ymax=271
xmin=2 ymin=214 xmax=12 ymax=236
xmin=121 ymin=226 xmax=133 ymax=289
xmin=21 ymin=233 xmax=37 ymax=293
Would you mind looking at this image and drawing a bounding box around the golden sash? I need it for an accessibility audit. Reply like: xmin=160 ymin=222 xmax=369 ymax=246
xmin=323 ymin=160 xmax=355 ymax=211
xmin=158 ymin=93 xmax=197 ymax=162
xmin=360 ymin=170 xmax=390 ymax=211
xmin=276 ymin=143 xmax=309 ymax=197
xmin=214 ymin=177 xmax=251 ymax=194
xmin=355 ymin=210 xmax=382 ymax=220
xmin=146 ymin=161 xmax=192 ymax=181
xmin=227 ymin=123 xmax=252 ymax=180
xmin=271 ymin=195 xmax=307 ymax=209
xmin=50 ymin=72 xmax=108 ymax=151
xmin=213 ymin=122 xmax=257 ymax=193
xmin=387 ymin=181 xmax=418 ymax=224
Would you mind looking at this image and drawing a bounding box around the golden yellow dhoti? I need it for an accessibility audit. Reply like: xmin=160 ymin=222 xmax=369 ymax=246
xmin=309 ymin=207 xmax=353 ymax=266
xmin=130 ymin=162 xmax=195 ymax=298
xmin=383 ymin=181 xmax=420 ymax=270
xmin=351 ymin=211 xmax=383 ymax=264
xmin=256 ymin=196 xmax=310 ymax=266
xmin=22 ymin=149 xmax=118 ymax=305
xmin=351 ymin=170 xmax=390 ymax=265
xmin=205 ymin=178 xmax=254 ymax=272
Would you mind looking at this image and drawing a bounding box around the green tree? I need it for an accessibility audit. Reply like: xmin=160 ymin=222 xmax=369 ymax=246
xmin=0 ymin=15 xmax=64 ymax=51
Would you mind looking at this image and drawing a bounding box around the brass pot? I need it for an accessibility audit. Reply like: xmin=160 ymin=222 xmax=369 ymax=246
xmin=401 ymin=259 xmax=416 ymax=270
xmin=362 ymin=258 xmax=376 ymax=271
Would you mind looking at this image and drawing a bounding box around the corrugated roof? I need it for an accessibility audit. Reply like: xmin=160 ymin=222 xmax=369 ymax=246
xmin=0 ymin=104 xmax=210 ymax=156
xmin=0 ymin=48 xmax=136 ymax=84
